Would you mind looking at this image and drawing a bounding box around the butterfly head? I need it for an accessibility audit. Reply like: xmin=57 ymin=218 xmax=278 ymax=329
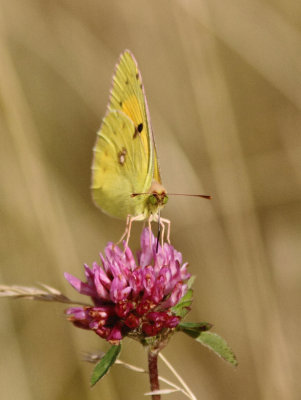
xmin=148 ymin=192 xmax=168 ymax=206
xmin=146 ymin=180 xmax=168 ymax=215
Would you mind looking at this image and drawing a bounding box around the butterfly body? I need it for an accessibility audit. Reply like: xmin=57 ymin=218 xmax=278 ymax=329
xmin=91 ymin=50 xmax=168 ymax=227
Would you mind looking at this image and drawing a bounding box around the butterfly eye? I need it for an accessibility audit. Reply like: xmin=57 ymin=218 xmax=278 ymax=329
xmin=149 ymin=194 xmax=158 ymax=205
xmin=163 ymin=195 xmax=168 ymax=205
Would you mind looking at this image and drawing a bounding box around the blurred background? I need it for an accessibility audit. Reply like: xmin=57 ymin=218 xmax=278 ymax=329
xmin=0 ymin=0 xmax=300 ymax=399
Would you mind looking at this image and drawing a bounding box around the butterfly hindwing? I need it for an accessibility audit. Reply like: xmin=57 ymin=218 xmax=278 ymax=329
xmin=92 ymin=110 xmax=151 ymax=219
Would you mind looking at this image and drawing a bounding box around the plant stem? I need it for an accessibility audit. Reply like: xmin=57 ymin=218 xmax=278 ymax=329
xmin=148 ymin=348 xmax=160 ymax=400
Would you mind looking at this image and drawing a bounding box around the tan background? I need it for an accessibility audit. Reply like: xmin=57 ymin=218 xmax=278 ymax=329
xmin=0 ymin=0 xmax=300 ymax=399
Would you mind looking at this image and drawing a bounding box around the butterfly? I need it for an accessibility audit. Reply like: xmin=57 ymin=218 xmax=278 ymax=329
xmin=91 ymin=50 xmax=169 ymax=245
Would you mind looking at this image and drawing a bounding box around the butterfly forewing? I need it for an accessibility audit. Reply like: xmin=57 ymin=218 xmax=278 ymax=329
xmin=91 ymin=50 xmax=163 ymax=221
xmin=108 ymin=51 xmax=155 ymax=191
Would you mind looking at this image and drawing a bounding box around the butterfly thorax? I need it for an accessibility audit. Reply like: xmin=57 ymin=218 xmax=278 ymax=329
xmin=145 ymin=180 xmax=168 ymax=217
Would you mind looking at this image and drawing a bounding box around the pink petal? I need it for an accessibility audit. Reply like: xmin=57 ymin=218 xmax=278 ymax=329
xmin=64 ymin=272 xmax=97 ymax=297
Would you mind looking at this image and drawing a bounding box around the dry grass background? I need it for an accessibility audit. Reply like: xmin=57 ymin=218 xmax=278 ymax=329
xmin=0 ymin=0 xmax=300 ymax=399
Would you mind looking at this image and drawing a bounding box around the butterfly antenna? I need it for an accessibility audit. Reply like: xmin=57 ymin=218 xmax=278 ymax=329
xmin=167 ymin=193 xmax=212 ymax=199
xmin=131 ymin=193 xmax=212 ymax=199
xmin=156 ymin=210 xmax=161 ymax=253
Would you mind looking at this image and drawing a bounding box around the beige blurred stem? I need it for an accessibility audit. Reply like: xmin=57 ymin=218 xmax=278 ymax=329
xmin=159 ymin=353 xmax=197 ymax=400
xmin=179 ymin=0 xmax=301 ymax=110
xmin=0 ymin=284 xmax=90 ymax=306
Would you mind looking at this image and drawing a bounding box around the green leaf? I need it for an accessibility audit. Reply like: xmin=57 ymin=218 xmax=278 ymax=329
xmin=90 ymin=344 xmax=121 ymax=387
xmin=178 ymin=321 xmax=213 ymax=337
xmin=195 ymin=331 xmax=238 ymax=366
xmin=171 ymin=288 xmax=193 ymax=317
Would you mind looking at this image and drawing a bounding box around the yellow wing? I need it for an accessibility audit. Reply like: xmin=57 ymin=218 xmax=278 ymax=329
xmin=91 ymin=50 xmax=162 ymax=220
xmin=92 ymin=110 xmax=151 ymax=219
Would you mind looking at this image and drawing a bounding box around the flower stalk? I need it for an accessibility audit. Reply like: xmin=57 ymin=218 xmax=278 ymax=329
xmin=148 ymin=348 xmax=160 ymax=400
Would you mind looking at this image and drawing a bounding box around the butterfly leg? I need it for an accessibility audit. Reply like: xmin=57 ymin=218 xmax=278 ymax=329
xmin=160 ymin=217 xmax=171 ymax=244
xmin=158 ymin=218 xmax=165 ymax=247
xmin=147 ymin=215 xmax=154 ymax=248
xmin=116 ymin=214 xmax=131 ymax=244
xmin=116 ymin=214 xmax=145 ymax=249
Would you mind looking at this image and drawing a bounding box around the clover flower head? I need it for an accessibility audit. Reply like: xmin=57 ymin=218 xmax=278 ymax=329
xmin=65 ymin=228 xmax=190 ymax=344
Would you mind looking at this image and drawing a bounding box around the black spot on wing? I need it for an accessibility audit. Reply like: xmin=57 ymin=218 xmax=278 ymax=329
xmin=133 ymin=123 xmax=143 ymax=138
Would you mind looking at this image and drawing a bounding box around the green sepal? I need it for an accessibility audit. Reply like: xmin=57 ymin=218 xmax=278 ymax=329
xmin=142 ymin=336 xmax=159 ymax=346
xmin=172 ymin=289 xmax=193 ymax=318
xmin=171 ymin=276 xmax=195 ymax=318
xmin=195 ymin=331 xmax=237 ymax=366
xmin=90 ymin=344 xmax=121 ymax=387
xmin=187 ymin=275 xmax=195 ymax=289
xmin=178 ymin=321 xmax=213 ymax=337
